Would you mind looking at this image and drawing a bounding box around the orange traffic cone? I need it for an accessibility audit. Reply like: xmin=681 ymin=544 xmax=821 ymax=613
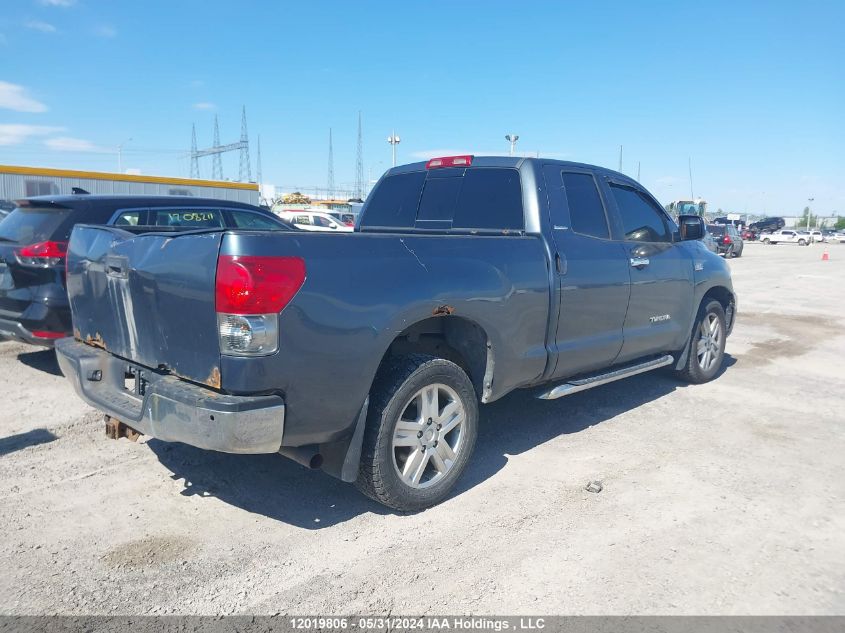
xmin=822 ymin=250 xmax=829 ymax=261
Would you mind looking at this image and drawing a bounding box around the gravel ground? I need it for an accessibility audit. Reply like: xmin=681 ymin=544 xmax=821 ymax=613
xmin=0 ymin=242 xmax=843 ymax=615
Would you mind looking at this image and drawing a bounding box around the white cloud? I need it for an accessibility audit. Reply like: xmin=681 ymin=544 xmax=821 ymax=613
xmin=94 ymin=24 xmax=117 ymax=38
xmin=38 ymin=0 xmax=76 ymax=6
xmin=25 ymin=20 xmax=57 ymax=33
xmin=193 ymin=102 xmax=216 ymax=110
xmin=44 ymin=136 xmax=108 ymax=152
xmin=0 ymin=81 xmax=48 ymax=112
xmin=0 ymin=124 xmax=63 ymax=145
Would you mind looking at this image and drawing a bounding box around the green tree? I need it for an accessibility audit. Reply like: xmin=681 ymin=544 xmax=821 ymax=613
xmin=798 ymin=206 xmax=818 ymax=228
xmin=835 ymin=217 xmax=845 ymax=231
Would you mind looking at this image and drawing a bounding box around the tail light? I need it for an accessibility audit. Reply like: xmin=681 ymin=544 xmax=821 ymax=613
xmin=723 ymin=236 xmax=732 ymax=244
xmin=215 ymin=255 xmax=306 ymax=356
xmin=15 ymin=241 xmax=68 ymax=267
xmin=31 ymin=330 xmax=65 ymax=340
xmin=426 ymin=155 xmax=473 ymax=169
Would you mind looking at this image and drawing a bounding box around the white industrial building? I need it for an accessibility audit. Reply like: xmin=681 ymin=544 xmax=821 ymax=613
xmin=0 ymin=164 xmax=259 ymax=205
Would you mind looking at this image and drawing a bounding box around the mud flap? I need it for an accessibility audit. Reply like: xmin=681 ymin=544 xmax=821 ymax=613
xmin=318 ymin=397 xmax=369 ymax=483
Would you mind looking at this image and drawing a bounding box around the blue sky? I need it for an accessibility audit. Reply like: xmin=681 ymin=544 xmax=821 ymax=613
xmin=1 ymin=0 xmax=843 ymax=214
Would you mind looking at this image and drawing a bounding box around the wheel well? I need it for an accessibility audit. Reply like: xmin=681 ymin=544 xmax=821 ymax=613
xmin=380 ymin=316 xmax=492 ymax=402
xmin=702 ymin=286 xmax=736 ymax=331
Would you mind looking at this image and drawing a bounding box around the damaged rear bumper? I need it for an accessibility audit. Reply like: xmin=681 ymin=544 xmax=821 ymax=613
xmin=55 ymin=337 xmax=285 ymax=454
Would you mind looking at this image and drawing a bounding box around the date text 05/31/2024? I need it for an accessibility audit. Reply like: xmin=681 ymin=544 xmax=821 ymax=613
xmin=288 ymin=616 xmax=547 ymax=630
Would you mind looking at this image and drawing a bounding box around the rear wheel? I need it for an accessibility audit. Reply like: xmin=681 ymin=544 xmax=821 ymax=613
xmin=763 ymin=238 xmax=771 ymax=244
xmin=676 ymin=300 xmax=727 ymax=384
xmin=356 ymin=354 xmax=478 ymax=511
xmin=798 ymin=239 xmax=807 ymax=246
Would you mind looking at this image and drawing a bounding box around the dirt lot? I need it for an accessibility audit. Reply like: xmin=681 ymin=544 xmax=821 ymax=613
xmin=1 ymin=242 xmax=843 ymax=615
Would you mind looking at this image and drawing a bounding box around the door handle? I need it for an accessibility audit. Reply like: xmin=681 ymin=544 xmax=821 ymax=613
xmin=630 ymin=256 xmax=650 ymax=268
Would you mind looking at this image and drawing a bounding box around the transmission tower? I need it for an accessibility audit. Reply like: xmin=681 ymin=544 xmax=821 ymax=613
xmin=190 ymin=124 xmax=199 ymax=179
xmin=212 ymin=116 xmax=223 ymax=180
xmin=354 ymin=111 xmax=364 ymax=199
xmin=239 ymin=106 xmax=251 ymax=182
xmin=189 ymin=107 xmax=251 ymax=182
xmin=256 ymin=135 xmax=263 ymax=185
xmin=327 ymin=128 xmax=335 ymax=200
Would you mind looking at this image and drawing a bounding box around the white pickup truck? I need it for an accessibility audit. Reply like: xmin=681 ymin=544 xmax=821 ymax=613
xmin=760 ymin=230 xmax=810 ymax=245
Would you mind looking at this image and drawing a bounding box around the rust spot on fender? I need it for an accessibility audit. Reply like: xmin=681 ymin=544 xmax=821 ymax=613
xmin=84 ymin=332 xmax=107 ymax=350
xmin=432 ymin=304 xmax=455 ymax=317
xmin=205 ymin=366 xmax=221 ymax=389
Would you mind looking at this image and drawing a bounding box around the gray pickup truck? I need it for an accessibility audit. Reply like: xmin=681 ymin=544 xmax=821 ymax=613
xmin=56 ymin=156 xmax=736 ymax=511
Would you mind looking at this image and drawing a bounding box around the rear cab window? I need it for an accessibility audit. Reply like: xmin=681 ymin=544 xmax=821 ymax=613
xmin=560 ymin=172 xmax=610 ymax=239
xmin=360 ymin=167 xmax=523 ymax=232
xmin=228 ymin=210 xmax=283 ymax=230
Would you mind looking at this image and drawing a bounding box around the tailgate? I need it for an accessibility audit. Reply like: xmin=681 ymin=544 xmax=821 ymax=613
xmin=67 ymin=225 xmax=224 ymax=388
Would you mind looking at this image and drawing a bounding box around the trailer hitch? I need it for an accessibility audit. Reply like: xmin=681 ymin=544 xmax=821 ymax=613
xmin=104 ymin=415 xmax=142 ymax=442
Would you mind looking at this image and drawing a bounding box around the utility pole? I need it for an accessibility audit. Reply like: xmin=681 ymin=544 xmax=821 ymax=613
xmin=637 ymin=161 xmax=641 ymax=182
xmin=117 ymin=137 xmax=132 ymax=173
xmin=190 ymin=126 xmax=199 ymax=179
xmin=238 ymin=106 xmax=251 ymax=182
xmin=212 ymin=116 xmax=223 ymax=180
xmin=327 ymin=128 xmax=335 ymax=200
xmin=688 ymin=156 xmax=694 ymax=199
xmin=808 ymin=197 xmax=814 ymax=231
xmin=387 ymin=131 xmax=401 ymax=167
xmin=256 ymin=135 xmax=263 ymax=186
xmin=618 ymin=145 xmax=623 ymax=172
xmin=505 ymin=134 xmax=519 ymax=156
xmin=354 ymin=111 xmax=365 ymax=199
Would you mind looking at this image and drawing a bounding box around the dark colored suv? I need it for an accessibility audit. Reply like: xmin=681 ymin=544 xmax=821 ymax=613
xmin=0 ymin=195 xmax=289 ymax=346
xmin=707 ymin=223 xmax=744 ymax=258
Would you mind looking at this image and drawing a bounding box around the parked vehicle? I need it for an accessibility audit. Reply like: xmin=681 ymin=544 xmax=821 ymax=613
xmin=749 ymin=217 xmax=785 ymax=233
xmin=56 ymin=156 xmax=736 ymax=511
xmin=759 ymin=229 xmax=810 ymax=245
xmin=0 ymin=195 xmax=290 ymax=346
xmin=741 ymin=228 xmax=757 ymax=241
xmin=707 ymin=224 xmax=744 ymax=257
xmin=701 ymin=226 xmax=719 ymax=254
xmin=808 ymin=230 xmax=824 ymax=243
xmin=278 ymin=210 xmax=353 ymax=232
xmin=827 ymin=232 xmax=845 ymax=244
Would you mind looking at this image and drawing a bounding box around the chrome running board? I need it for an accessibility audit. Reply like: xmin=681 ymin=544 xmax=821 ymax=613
xmin=537 ymin=354 xmax=674 ymax=400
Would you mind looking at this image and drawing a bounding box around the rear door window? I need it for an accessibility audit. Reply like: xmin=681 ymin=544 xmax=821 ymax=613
xmin=228 ymin=210 xmax=283 ymax=229
xmin=151 ymin=208 xmax=223 ymax=228
xmin=452 ymin=168 xmax=523 ymax=231
xmin=561 ymin=172 xmax=609 ymax=239
xmin=0 ymin=207 xmax=72 ymax=244
xmin=113 ymin=210 xmax=143 ymax=226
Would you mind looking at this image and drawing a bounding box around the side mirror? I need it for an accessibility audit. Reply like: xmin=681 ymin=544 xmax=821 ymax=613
xmin=678 ymin=215 xmax=705 ymax=241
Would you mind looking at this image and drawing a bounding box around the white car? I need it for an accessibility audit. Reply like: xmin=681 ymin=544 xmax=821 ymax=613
xmin=827 ymin=232 xmax=845 ymax=244
xmin=279 ymin=211 xmax=353 ymax=233
xmin=759 ymin=230 xmax=810 ymax=245
xmin=808 ymin=230 xmax=824 ymax=243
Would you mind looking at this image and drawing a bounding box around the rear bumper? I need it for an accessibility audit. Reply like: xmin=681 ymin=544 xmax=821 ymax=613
xmin=0 ymin=316 xmax=64 ymax=347
xmin=55 ymin=337 xmax=285 ymax=454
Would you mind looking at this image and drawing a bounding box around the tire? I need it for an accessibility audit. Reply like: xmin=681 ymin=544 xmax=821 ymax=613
xmin=798 ymin=239 xmax=806 ymax=246
xmin=676 ymin=299 xmax=727 ymax=384
xmin=356 ymin=354 xmax=478 ymax=512
xmin=763 ymin=238 xmax=770 ymax=244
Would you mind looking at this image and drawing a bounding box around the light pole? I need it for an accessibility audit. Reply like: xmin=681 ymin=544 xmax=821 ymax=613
xmin=505 ymin=134 xmax=519 ymax=156
xmin=117 ymin=137 xmax=132 ymax=173
xmin=387 ymin=131 xmax=401 ymax=167
xmin=807 ymin=197 xmax=814 ymax=233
